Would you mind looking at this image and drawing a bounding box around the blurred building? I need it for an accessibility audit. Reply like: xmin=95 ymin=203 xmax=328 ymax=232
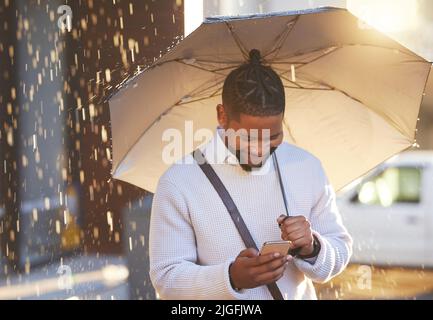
xmin=0 ymin=0 xmax=183 ymax=299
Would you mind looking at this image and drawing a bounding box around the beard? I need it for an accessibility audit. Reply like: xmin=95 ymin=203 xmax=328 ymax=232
xmin=235 ymin=146 xmax=278 ymax=172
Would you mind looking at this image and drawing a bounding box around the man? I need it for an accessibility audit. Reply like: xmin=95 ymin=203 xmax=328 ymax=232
xmin=149 ymin=49 xmax=352 ymax=300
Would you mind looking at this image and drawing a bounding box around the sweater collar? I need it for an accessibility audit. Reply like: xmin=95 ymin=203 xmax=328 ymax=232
xmin=199 ymin=126 xmax=239 ymax=166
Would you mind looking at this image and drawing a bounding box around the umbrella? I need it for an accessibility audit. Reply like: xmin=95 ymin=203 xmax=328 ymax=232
xmin=108 ymin=6 xmax=432 ymax=193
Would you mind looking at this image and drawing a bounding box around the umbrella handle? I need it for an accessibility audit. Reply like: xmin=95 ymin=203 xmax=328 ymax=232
xmin=272 ymin=151 xmax=302 ymax=257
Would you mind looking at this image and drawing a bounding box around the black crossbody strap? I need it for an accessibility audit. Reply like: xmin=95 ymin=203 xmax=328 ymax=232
xmin=192 ymin=149 xmax=284 ymax=300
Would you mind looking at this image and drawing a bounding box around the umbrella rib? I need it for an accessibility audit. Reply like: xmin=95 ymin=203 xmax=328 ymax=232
xmin=413 ymin=63 xmax=432 ymax=146
xmin=282 ymin=83 xmax=411 ymax=143
xmin=293 ymin=47 xmax=341 ymax=71
xmin=185 ymin=59 xmax=245 ymax=65
xmin=271 ymin=61 xmax=308 ymax=65
xmin=279 ymin=74 xmax=303 ymax=88
xmin=176 ymin=88 xmax=223 ymax=106
xmin=263 ymin=15 xmax=300 ymax=61
xmin=148 ymin=58 xmax=241 ymax=74
xmin=279 ymin=66 xmax=417 ymax=140
xmin=282 ymin=117 xmax=297 ymax=144
xmin=269 ymin=45 xmax=340 ymax=64
xmin=179 ymin=79 xmax=225 ymax=102
xmin=176 ymin=78 xmax=225 ymax=106
xmin=400 ymin=60 xmax=433 ymax=64
xmin=270 ymin=43 xmax=427 ymax=92
xmin=224 ymin=21 xmax=250 ymax=61
xmin=173 ymin=59 xmax=244 ymax=75
xmin=283 ymin=85 xmax=333 ymax=91
xmin=271 ymin=43 xmax=419 ymax=68
xmin=210 ymin=65 xmax=239 ymax=72
xmin=175 ymin=60 xmax=230 ymax=76
xmin=278 ymin=72 xmax=335 ymax=91
xmin=269 ymin=46 xmax=341 ymax=76
xmin=113 ymin=85 xmax=224 ymax=175
xmin=307 ymin=77 xmax=411 ymax=139
xmin=346 ymin=43 xmax=418 ymax=57
xmin=272 ymin=64 xmax=310 ymax=79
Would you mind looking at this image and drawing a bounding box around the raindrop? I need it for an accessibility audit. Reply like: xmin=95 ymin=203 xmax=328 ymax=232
xmin=291 ymin=64 xmax=296 ymax=82
xmin=105 ymin=68 xmax=112 ymax=82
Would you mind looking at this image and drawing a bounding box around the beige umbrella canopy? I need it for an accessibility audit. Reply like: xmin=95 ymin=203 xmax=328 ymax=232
xmin=109 ymin=7 xmax=431 ymax=193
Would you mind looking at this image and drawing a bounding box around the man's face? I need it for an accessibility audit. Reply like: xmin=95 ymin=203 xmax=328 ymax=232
xmin=218 ymin=107 xmax=284 ymax=170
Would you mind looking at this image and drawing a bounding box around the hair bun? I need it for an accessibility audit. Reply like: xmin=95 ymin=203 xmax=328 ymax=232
xmin=248 ymin=49 xmax=262 ymax=66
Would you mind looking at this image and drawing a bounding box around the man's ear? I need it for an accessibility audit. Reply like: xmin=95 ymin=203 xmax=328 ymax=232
xmin=216 ymin=104 xmax=228 ymax=129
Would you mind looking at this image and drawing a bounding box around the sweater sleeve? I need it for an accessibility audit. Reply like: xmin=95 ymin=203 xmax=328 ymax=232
xmin=293 ymin=159 xmax=353 ymax=283
xmin=149 ymin=177 xmax=248 ymax=300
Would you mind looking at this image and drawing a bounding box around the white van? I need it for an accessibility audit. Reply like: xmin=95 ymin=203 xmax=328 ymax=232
xmin=337 ymin=150 xmax=433 ymax=267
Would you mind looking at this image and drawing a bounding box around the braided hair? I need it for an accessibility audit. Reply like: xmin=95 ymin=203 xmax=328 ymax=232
xmin=222 ymin=49 xmax=285 ymax=119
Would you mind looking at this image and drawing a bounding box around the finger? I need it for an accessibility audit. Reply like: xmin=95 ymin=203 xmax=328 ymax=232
xmin=277 ymin=215 xmax=289 ymax=224
xmin=281 ymin=219 xmax=310 ymax=235
xmin=252 ymin=256 xmax=288 ymax=274
xmin=281 ymin=222 xmax=307 ymax=239
xmin=277 ymin=214 xmax=305 ymax=222
xmin=283 ymin=230 xmax=310 ymax=246
xmin=281 ymin=222 xmax=305 ymax=235
xmin=254 ymin=264 xmax=287 ymax=285
xmin=284 ymin=229 xmax=307 ymax=242
xmin=279 ymin=216 xmax=308 ymax=228
xmin=251 ymin=252 xmax=283 ymax=267
xmin=238 ymin=248 xmax=259 ymax=258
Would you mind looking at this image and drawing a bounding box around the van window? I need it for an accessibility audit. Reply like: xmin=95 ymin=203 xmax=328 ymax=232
xmin=351 ymin=167 xmax=422 ymax=206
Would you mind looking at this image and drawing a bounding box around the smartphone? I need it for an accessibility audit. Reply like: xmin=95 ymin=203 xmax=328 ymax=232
xmin=260 ymin=240 xmax=292 ymax=256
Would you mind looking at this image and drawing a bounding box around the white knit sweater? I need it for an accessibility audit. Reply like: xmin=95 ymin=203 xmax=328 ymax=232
xmin=149 ymin=128 xmax=353 ymax=300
